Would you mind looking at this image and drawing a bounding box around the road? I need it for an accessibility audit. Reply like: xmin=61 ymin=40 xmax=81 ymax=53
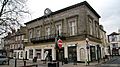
xmin=100 ymin=56 xmax=120 ymax=67
xmin=0 ymin=59 xmax=47 ymax=67
xmin=1 ymin=56 xmax=120 ymax=67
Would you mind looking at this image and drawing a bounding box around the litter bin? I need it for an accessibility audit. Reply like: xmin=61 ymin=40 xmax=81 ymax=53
xmin=48 ymin=62 xmax=59 ymax=67
xmin=64 ymin=58 xmax=68 ymax=64
xmin=33 ymin=57 xmax=37 ymax=63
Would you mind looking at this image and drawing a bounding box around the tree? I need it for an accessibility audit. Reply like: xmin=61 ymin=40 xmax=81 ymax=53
xmin=0 ymin=0 xmax=30 ymax=36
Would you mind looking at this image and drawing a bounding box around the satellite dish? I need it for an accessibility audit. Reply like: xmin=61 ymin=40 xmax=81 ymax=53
xmin=44 ymin=8 xmax=52 ymax=16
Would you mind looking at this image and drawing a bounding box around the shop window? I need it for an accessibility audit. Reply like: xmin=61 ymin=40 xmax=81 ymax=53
xmin=21 ymin=52 xmax=23 ymax=57
xmin=29 ymin=49 xmax=33 ymax=59
xmin=14 ymin=52 xmax=16 ymax=58
xmin=35 ymin=49 xmax=41 ymax=59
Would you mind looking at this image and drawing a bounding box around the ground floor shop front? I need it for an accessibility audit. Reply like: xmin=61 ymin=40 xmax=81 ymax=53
xmin=24 ymin=40 xmax=105 ymax=63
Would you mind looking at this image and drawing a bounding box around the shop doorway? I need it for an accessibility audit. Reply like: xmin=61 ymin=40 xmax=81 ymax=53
xmin=97 ymin=45 xmax=101 ymax=60
xmin=25 ymin=51 xmax=27 ymax=60
xmin=56 ymin=47 xmax=64 ymax=61
xmin=68 ymin=46 xmax=77 ymax=63
xmin=90 ymin=46 xmax=96 ymax=61
xmin=35 ymin=49 xmax=41 ymax=59
xmin=44 ymin=49 xmax=52 ymax=61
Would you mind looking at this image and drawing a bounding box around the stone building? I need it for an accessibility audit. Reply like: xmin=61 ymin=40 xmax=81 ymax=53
xmin=0 ymin=38 xmax=7 ymax=56
xmin=25 ymin=1 xmax=107 ymax=63
xmin=4 ymin=26 xmax=27 ymax=59
xmin=12 ymin=26 xmax=27 ymax=59
xmin=108 ymin=31 xmax=120 ymax=56
xmin=4 ymin=30 xmax=16 ymax=57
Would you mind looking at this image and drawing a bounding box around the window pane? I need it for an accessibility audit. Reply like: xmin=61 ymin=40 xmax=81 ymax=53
xmin=69 ymin=21 xmax=76 ymax=36
xmin=56 ymin=24 xmax=62 ymax=35
xmin=29 ymin=49 xmax=33 ymax=59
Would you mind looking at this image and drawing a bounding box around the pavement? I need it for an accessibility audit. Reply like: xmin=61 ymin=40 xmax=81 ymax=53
xmin=0 ymin=59 xmax=107 ymax=67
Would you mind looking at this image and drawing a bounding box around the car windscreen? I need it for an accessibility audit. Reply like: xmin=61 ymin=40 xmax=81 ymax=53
xmin=0 ymin=56 xmax=6 ymax=58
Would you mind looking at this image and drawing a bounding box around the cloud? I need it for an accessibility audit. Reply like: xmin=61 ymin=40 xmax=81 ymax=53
xmin=87 ymin=0 xmax=120 ymax=34
xmin=26 ymin=0 xmax=120 ymax=34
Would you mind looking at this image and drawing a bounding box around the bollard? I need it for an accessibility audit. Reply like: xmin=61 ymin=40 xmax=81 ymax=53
xmin=85 ymin=59 xmax=87 ymax=65
xmin=14 ymin=58 xmax=17 ymax=67
xmin=8 ymin=57 xmax=9 ymax=65
xmin=24 ymin=60 xmax=26 ymax=66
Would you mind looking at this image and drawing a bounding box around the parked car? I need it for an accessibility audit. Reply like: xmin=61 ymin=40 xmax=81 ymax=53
xmin=0 ymin=55 xmax=8 ymax=64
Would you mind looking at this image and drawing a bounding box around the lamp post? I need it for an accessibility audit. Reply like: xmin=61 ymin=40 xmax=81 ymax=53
xmin=23 ymin=39 xmax=28 ymax=66
xmin=86 ymin=38 xmax=90 ymax=65
xmin=97 ymin=45 xmax=99 ymax=63
xmin=55 ymin=30 xmax=60 ymax=67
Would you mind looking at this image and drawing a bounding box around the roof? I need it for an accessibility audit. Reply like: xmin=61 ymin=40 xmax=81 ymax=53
xmin=25 ymin=1 xmax=101 ymax=25
xmin=108 ymin=32 xmax=119 ymax=36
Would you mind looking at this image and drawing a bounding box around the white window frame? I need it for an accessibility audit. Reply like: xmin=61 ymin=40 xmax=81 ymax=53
xmin=56 ymin=24 xmax=62 ymax=35
xmin=21 ymin=35 xmax=24 ymax=40
xmin=69 ymin=20 xmax=76 ymax=36
xmin=89 ymin=17 xmax=93 ymax=35
xmin=29 ymin=31 xmax=32 ymax=42
xmin=36 ymin=28 xmax=40 ymax=37
xmin=45 ymin=26 xmax=50 ymax=36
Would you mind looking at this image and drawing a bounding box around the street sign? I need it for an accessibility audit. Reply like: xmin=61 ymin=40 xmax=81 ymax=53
xmin=86 ymin=45 xmax=89 ymax=49
xmin=58 ymin=39 xmax=62 ymax=49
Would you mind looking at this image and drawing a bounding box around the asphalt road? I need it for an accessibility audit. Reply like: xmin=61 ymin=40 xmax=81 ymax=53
xmin=0 ymin=59 xmax=47 ymax=67
xmin=100 ymin=56 xmax=120 ymax=67
xmin=1 ymin=56 xmax=120 ymax=67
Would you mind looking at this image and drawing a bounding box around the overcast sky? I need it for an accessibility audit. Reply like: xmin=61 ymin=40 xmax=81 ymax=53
xmin=26 ymin=0 xmax=120 ymax=34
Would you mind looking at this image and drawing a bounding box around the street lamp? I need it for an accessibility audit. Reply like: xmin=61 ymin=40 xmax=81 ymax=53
xmin=86 ymin=38 xmax=90 ymax=65
xmin=23 ymin=39 xmax=28 ymax=66
xmin=96 ymin=45 xmax=100 ymax=63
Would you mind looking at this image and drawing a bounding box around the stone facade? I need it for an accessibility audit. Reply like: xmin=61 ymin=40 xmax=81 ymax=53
xmin=3 ymin=26 xmax=27 ymax=59
xmin=25 ymin=1 xmax=107 ymax=62
xmin=108 ymin=32 xmax=120 ymax=56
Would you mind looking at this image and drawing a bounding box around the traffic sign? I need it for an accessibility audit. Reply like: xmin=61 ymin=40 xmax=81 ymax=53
xmin=58 ymin=39 xmax=62 ymax=49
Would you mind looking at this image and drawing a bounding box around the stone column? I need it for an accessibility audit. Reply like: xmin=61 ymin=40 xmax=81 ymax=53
xmin=95 ymin=46 xmax=98 ymax=60
xmin=25 ymin=48 xmax=29 ymax=60
xmin=64 ymin=45 xmax=68 ymax=58
xmin=52 ymin=48 xmax=56 ymax=61
xmin=77 ymin=46 xmax=80 ymax=61
xmin=33 ymin=49 xmax=35 ymax=58
xmin=85 ymin=48 xmax=88 ymax=61
xmin=27 ymin=50 xmax=29 ymax=60
xmin=41 ymin=48 xmax=44 ymax=60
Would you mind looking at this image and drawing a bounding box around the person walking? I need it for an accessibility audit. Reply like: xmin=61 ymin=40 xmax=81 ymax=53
xmin=73 ymin=53 xmax=77 ymax=65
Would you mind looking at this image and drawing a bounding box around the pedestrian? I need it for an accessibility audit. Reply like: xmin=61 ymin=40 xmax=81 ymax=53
xmin=61 ymin=58 xmax=64 ymax=65
xmin=49 ymin=55 xmax=52 ymax=62
xmin=73 ymin=53 xmax=77 ymax=65
xmin=103 ymin=56 xmax=105 ymax=61
xmin=8 ymin=57 xmax=10 ymax=65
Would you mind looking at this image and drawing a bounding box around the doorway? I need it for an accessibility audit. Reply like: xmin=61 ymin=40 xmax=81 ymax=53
xmin=90 ymin=46 xmax=96 ymax=61
xmin=56 ymin=47 xmax=64 ymax=61
xmin=25 ymin=51 xmax=27 ymax=60
xmin=80 ymin=48 xmax=85 ymax=61
xmin=68 ymin=46 xmax=77 ymax=63
xmin=44 ymin=49 xmax=52 ymax=61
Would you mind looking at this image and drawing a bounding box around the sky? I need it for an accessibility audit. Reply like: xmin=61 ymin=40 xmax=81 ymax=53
xmin=25 ymin=0 xmax=120 ymax=34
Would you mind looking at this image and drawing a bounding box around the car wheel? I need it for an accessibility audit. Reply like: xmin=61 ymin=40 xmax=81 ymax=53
xmin=2 ymin=61 xmax=6 ymax=64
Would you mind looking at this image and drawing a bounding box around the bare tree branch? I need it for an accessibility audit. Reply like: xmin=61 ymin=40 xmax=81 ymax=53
xmin=0 ymin=0 xmax=30 ymax=36
xmin=0 ymin=0 xmax=9 ymax=17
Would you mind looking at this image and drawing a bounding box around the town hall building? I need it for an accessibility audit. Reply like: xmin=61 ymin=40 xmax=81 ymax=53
xmin=24 ymin=1 xmax=107 ymax=63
